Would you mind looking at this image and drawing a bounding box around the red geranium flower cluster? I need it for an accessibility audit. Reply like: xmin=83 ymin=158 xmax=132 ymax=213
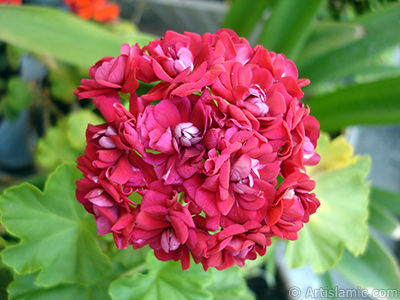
xmin=0 ymin=0 xmax=22 ymax=5
xmin=75 ymin=29 xmax=321 ymax=271
xmin=64 ymin=0 xmax=120 ymax=22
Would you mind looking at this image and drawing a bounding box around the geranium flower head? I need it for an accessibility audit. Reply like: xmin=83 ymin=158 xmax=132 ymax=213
xmin=76 ymin=29 xmax=321 ymax=271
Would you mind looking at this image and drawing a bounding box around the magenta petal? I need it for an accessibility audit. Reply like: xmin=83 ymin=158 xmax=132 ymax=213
xmin=217 ymin=192 xmax=235 ymax=215
xmin=141 ymin=190 xmax=168 ymax=208
xmin=96 ymin=216 xmax=113 ymax=236
xmin=108 ymin=56 xmax=127 ymax=84
xmin=112 ymin=213 xmax=134 ymax=231
xmin=152 ymin=59 xmax=174 ymax=82
xmin=238 ymin=196 xmax=265 ymax=211
xmin=171 ymin=211 xmax=195 ymax=228
xmin=109 ymin=154 xmax=134 ymax=185
xmin=93 ymin=95 xmax=120 ymax=123
xmin=136 ymin=207 xmax=169 ymax=230
xmin=153 ymin=100 xmax=182 ymax=128
xmin=89 ymin=194 xmax=115 ymax=207
xmin=133 ymin=227 xmax=163 ymax=241
xmin=218 ymin=160 xmax=230 ymax=190
xmin=195 ymin=188 xmax=219 ymax=216
xmin=220 ymin=224 xmax=246 ymax=239
xmin=231 ymin=154 xmax=251 ymax=181
xmin=171 ymin=216 xmax=189 ymax=244
xmin=183 ymin=175 xmax=203 ymax=199
xmin=97 ymin=149 xmax=122 ymax=163
xmin=154 ymin=131 xmax=175 ymax=154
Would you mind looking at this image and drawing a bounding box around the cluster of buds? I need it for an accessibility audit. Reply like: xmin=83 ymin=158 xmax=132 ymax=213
xmin=75 ymin=29 xmax=320 ymax=270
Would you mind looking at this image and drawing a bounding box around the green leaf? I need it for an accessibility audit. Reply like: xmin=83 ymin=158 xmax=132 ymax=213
xmin=0 ymin=6 xmax=154 ymax=68
xmin=299 ymin=3 xmax=400 ymax=84
xmin=369 ymin=201 xmax=400 ymax=238
xmin=0 ymin=257 xmax=13 ymax=300
xmin=1 ymin=77 xmax=32 ymax=120
xmin=306 ymin=76 xmax=400 ymax=131
xmin=335 ymin=232 xmax=400 ymax=298
xmin=109 ymin=246 xmax=149 ymax=277
xmin=317 ymin=272 xmax=337 ymax=300
xmin=207 ymin=267 xmax=254 ymax=300
xmin=0 ymin=163 xmax=112 ymax=287
xmin=370 ymin=187 xmax=400 ymax=216
xmin=5 ymin=44 xmax=25 ymax=71
xmin=9 ymin=273 xmax=87 ymax=300
xmin=8 ymin=273 xmax=112 ymax=300
xmin=0 ymin=236 xmax=6 ymax=250
xmin=264 ymin=238 xmax=278 ymax=286
xmin=36 ymin=109 xmax=103 ymax=171
xmin=48 ymin=63 xmax=81 ymax=104
xmin=109 ymin=253 xmax=213 ymax=300
xmin=285 ymin=134 xmax=370 ymax=272
xmin=299 ymin=22 xmax=367 ymax=66
xmin=66 ymin=110 xmax=103 ymax=150
xmin=221 ymin=0 xmax=274 ymax=38
xmin=36 ymin=119 xmax=80 ymax=171
xmin=257 ymin=0 xmax=326 ymax=60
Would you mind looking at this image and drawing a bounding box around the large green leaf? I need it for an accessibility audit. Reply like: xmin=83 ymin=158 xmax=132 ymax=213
xmin=306 ymin=76 xmax=400 ymax=131
xmin=0 ymin=6 xmax=154 ymax=68
xmin=8 ymin=273 xmax=112 ymax=300
xmin=285 ymin=134 xmax=370 ymax=272
xmin=109 ymin=253 xmax=213 ymax=300
xmin=221 ymin=0 xmax=274 ymax=38
xmin=335 ymin=232 xmax=400 ymax=299
xmin=299 ymin=3 xmax=400 ymax=83
xmin=257 ymin=0 xmax=326 ymax=60
xmin=0 ymin=163 xmax=112 ymax=287
xmin=108 ymin=246 xmax=150 ymax=277
xmin=207 ymin=268 xmax=254 ymax=300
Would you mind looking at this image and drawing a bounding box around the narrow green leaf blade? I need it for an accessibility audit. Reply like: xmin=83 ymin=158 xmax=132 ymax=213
xmin=299 ymin=22 xmax=367 ymax=66
xmin=335 ymin=233 xmax=400 ymax=298
xmin=109 ymin=254 xmax=213 ymax=300
xmin=0 ymin=163 xmax=112 ymax=286
xmin=300 ymin=3 xmax=400 ymax=83
xmin=0 ymin=6 xmax=153 ymax=68
xmin=258 ymin=0 xmax=326 ymax=60
xmin=285 ymin=134 xmax=370 ymax=272
xmin=369 ymin=201 xmax=400 ymax=238
xmin=370 ymin=187 xmax=400 ymax=216
xmin=306 ymin=76 xmax=400 ymax=131
xmin=317 ymin=272 xmax=338 ymax=300
xmin=222 ymin=0 xmax=274 ymax=38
